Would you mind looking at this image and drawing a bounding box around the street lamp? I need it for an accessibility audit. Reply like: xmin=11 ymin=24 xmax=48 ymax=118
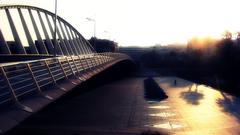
xmin=86 ymin=17 xmax=96 ymax=38
xmin=86 ymin=17 xmax=96 ymax=49
xmin=54 ymin=0 xmax=58 ymax=57
xmin=104 ymin=30 xmax=111 ymax=40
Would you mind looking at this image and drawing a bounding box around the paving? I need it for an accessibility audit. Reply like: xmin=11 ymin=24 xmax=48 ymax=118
xmin=7 ymin=77 xmax=240 ymax=135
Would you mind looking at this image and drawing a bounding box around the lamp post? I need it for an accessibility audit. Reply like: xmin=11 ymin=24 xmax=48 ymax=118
xmin=54 ymin=0 xmax=58 ymax=57
xmin=86 ymin=17 xmax=96 ymax=38
xmin=86 ymin=17 xmax=96 ymax=49
xmin=104 ymin=30 xmax=109 ymax=39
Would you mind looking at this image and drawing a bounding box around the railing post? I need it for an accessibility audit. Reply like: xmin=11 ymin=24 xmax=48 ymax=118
xmin=79 ymin=56 xmax=87 ymax=71
xmin=57 ymin=58 xmax=77 ymax=84
xmin=89 ymin=55 xmax=96 ymax=74
xmin=84 ymin=55 xmax=94 ymax=75
xmin=102 ymin=53 xmax=107 ymax=65
xmin=76 ymin=55 xmax=87 ymax=80
xmin=57 ymin=58 xmax=69 ymax=79
xmin=108 ymin=52 xmax=112 ymax=63
xmin=81 ymin=55 xmax=93 ymax=77
xmin=89 ymin=55 xmax=97 ymax=73
xmin=26 ymin=63 xmax=53 ymax=100
xmin=96 ymin=53 xmax=104 ymax=70
xmin=0 ymin=67 xmax=33 ymax=112
xmin=65 ymin=56 xmax=76 ymax=76
xmin=70 ymin=56 xmax=80 ymax=74
xmin=93 ymin=54 xmax=101 ymax=72
xmin=71 ymin=56 xmax=86 ymax=81
xmin=65 ymin=56 xmax=84 ymax=81
xmin=103 ymin=53 xmax=108 ymax=63
xmin=102 ymin=53 xmax=108 ymax=67
xmin=98 ymin=53 xmax=105 ymax=69
xmin=44 ymin=60 xmax=67 ymax=91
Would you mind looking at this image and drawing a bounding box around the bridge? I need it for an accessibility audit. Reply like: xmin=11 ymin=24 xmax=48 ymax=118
xmin=0 ymin=5 xmax=131 ymax=133
xmin=1 ymin=4 xmax=240 ymax=135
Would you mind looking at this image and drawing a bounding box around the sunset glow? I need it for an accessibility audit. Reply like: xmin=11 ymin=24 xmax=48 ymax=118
xmin=1 ymin=0 xmax=240 ymax=46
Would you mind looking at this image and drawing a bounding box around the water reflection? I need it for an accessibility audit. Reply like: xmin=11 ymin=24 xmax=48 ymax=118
xmin=146 ymin=122 xmax=185 ymax=129
xmin=180 ymin=83 xmax=204 ymax=105
xmin=149 ymin=112 xmax=176 ymax=117
xmin=148 ymin=105 xmax=171 ymax=109
xmin=155 ymin=77 xmax=192 ymax=88
xmin=147 ymin=77 xmax=240 ymax=134
xmin=147 ymin=100 xmax=168 ymax=104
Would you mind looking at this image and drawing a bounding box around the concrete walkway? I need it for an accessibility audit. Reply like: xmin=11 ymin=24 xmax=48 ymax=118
xmin=7 ymin=77 xmax=240 ymax=135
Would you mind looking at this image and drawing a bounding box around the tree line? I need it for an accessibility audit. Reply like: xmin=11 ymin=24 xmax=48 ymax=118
xmin=142 ymin=31 xmax=240 ymax=95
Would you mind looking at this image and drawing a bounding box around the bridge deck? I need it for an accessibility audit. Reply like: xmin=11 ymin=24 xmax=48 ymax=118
xmin=7 ymin=77 xmax=240 ymax=135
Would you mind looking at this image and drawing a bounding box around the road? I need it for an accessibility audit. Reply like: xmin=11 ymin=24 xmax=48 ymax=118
xmin=7 ymin=77 xmax=240 ymax=135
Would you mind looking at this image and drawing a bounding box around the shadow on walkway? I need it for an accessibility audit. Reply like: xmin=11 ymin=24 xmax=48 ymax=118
xmin=180 ymin=84 xmax=204 ymax=105
xmin=217 ymin=91 xmax=240 ymax=123
xmin=144 ymin=77 xmax=168 ymax=102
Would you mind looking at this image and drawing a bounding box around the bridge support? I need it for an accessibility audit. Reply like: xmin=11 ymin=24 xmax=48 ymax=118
xmin=45 ymin=13 xmax=64 ymax=55
xmin=37 ymin=10 xmax=54 ymax=54
xmin=0 ymin=29 xmax=11 ymax=54
xmin=18 ymin=8 xmax=39 ymax=54
xmin=28 ymin=9 xmax=48 ymax=54
xmin=5 ymin=9 xmax=26 ymax=54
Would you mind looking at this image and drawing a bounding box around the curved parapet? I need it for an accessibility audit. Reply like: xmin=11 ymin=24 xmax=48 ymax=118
xmin=0 ymin=5 xmax=95 ymax=55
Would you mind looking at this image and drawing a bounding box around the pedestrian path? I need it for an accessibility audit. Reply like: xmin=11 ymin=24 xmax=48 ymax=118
xmin=7 ymin=77 xmax=240 ymax=135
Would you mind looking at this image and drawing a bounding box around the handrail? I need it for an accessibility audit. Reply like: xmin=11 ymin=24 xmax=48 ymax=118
xmin=0 ymin=52 xmax=131 ymax=133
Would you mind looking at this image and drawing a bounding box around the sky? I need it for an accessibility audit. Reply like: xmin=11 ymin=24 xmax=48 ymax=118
xmin=1 ymin=0 xmax=240 ymax=47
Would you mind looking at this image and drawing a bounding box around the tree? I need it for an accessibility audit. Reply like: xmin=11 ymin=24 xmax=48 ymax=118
xmin=222 ymin=30 xmax=232 ymax=40
xmin=88 ymin=37 xmax=118 ymax=53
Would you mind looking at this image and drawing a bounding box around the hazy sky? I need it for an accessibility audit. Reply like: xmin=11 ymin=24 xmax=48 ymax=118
xmin=1 ymin=0 xmax=240 ymax=46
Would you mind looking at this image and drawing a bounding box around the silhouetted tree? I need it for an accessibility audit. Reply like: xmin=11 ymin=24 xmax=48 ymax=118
xmin=222 ymin=30 xmax=232 ymax=39
xmin=88 ymin=37 xmax=118 ymax=53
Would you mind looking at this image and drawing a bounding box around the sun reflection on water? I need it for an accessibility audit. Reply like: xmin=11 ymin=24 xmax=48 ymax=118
xmin=148 ymin=106 xmax=171 ymax=109
xmin=146 ymin=78 xmax=240 ymax=134
xmin=146 ymin=122 xmax=186 ymax=129
xmin=149 ymin=112 xmax=176 ymax=117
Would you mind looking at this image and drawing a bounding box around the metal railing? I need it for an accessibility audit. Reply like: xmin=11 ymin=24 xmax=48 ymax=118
xmin=0 ymin=53 xmax=130 ymax=111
